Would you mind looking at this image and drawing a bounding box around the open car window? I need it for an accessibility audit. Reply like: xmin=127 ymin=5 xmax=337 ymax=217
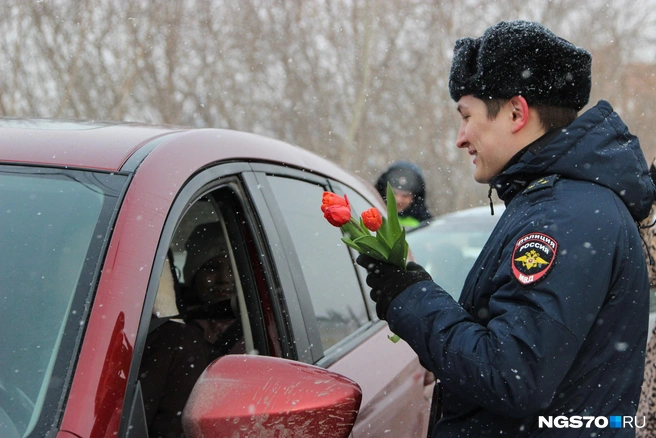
xmin=137 ymin=182 xmax=274 ymax=436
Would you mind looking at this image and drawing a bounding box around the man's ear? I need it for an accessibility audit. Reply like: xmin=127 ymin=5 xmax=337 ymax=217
xmin=509 ymin=95 xmax=529 ymax=133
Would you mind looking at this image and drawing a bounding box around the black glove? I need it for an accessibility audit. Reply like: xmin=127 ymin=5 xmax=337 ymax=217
xmin=356 ymin=254 xmax=432 ymax=320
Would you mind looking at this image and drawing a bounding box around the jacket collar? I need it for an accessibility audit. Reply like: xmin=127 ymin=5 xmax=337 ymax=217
xmin=490 ymin=129 xmax=560 ymax=202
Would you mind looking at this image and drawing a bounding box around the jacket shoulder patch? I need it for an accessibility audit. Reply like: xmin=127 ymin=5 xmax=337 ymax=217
xmin=511 ymin=232 xmax=558 ymax=285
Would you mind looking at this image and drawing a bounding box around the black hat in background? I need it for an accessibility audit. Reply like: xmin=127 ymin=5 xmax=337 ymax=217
xmin=449 ymin=20 xmax=592 ymax=111
xmin=376 ymin=161 xmax=432 ymax=222
xmin=380 ymin=165 xmax=423 ymax=195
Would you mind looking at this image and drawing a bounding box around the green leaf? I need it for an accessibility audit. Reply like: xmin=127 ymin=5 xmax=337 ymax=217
xmin=375 ymin=226 xmax=391 ymax=248
xmin=388 ymin=228 xmax=408 ymax=270
xmin=385 ymin=182 xmax=403 ymax=242
xmin=352 ymin=235 xmax=390 ymax=259
xmin=341 ymin=220 xmax=364 ymax=241
xmin=378 ymin=216 xmax=390 ymax=243
xmin=342 ymin=237 xmax=388 ymax=262
xmin=341 ymin=236 xmax=364 ymax=253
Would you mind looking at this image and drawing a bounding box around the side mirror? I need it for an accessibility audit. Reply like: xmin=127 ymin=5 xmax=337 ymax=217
xmin=182 ymin=355 xmax=362 ymax=438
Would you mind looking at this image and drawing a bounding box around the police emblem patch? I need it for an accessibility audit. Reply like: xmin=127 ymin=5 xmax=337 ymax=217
xmin=511 ymin=232 xmax=558 ymax=285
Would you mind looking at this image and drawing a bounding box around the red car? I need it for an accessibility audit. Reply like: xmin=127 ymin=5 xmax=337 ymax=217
xmin=0 ymin=119 xmax=432 ymax=437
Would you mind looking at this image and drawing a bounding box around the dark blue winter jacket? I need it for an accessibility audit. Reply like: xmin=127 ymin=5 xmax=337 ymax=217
xmin=389 ymin=101 xmax=656 ymax=437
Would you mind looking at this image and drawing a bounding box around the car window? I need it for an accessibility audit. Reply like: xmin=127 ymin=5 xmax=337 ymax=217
xmin=138 ymin=183 xmax=276 ymax=436
xmin=266 ymin=176 xmax=369 ymax=351
xmin=172 ymin=199 xmax=250 ymax=358
xmin=145 ymin=187 xmax=267 ymax=361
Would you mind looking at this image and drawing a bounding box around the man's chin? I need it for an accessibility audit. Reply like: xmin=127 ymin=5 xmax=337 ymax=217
xmin=474 ymin=173 xmax=492 ymax=184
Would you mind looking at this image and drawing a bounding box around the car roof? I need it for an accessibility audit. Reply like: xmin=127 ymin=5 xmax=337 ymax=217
xmin=0 ymin=118 xmax=372 ymax=193
xmin=0 ymin=118 xmax=181 ymax=171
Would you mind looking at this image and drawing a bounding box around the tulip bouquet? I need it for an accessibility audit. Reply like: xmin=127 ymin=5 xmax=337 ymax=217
xmin=321 ymin=183 xmax=409 ymax=343
xmin=321 ymin=183 xmax=409 ymax=270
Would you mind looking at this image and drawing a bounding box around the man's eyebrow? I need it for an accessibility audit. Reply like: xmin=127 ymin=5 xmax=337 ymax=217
xmin=456 ymin=104 xmax=465 ymax=114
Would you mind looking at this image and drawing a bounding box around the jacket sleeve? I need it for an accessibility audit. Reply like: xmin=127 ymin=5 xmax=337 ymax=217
xmin=387 ymin=192 xmax=633 ymax=417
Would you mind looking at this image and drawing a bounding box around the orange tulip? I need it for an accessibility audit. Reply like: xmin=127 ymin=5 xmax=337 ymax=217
xmin=321 ymin=192 xmax=350 ymax=213
xmin=321 ymin=192 xmax=352 ymax=227
xmin=361 ymin=208 xmax=382 ymax=232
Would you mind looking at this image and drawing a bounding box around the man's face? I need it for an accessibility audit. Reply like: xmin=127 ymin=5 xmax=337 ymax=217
xmin=392 ymin=188 xmax=413 ymax=212
xmin=456 ymin=95 xmax=515 ymax=183
xmin=194 ymin=257 xmax=236 ymax=305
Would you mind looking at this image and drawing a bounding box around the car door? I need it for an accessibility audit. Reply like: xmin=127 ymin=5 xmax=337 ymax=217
xmin=121 ymin=162 xmax=430 ymax=437
xmin=120 ymin=162 xmax=279 ymax=436
xmin=245 ymin=164 xmax=432 ymax=437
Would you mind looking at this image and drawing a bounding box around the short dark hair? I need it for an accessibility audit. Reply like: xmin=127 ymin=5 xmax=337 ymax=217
xmin=483 ymin=98 xmax=577 ymax=131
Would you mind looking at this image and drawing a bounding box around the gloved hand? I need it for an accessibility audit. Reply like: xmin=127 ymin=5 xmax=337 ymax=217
xmin=356 ymin=254 xmax=432 ymax=320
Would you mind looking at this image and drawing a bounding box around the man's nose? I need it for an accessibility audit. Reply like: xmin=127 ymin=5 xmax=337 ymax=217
xmin=456 ymin=126 xmax=468 ymax=149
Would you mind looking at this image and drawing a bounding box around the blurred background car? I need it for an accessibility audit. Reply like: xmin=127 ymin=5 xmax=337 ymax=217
xmin=0 ymin=119 xmax=431 ymax=438
xmin=407 ymin=205 xmax=504 ymax=300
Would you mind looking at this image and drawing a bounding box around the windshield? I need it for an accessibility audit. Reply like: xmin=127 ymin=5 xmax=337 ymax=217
xmin=0 ymin=166 xmax=127 ymax=437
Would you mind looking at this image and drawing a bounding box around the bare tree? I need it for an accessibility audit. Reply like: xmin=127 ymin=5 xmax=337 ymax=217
xmin=1 ymin=0 xmax=655 ymax=214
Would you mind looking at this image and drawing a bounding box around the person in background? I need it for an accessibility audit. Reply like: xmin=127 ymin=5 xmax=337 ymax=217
xmin=358 ymin=20 xmax=655 ymax=437
xmin=637 ymin=159 xmax=656 ymax=438
xmin=375 ymin=161 xmax=432 ymax=228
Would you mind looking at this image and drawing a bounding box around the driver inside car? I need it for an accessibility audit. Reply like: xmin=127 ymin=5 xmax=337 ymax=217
xmin=178 ymin=222 xmax=246 ymax=360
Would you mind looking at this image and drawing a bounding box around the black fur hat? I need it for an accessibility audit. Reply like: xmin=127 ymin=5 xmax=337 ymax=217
xmin=449 ymin=20 xmax=592 ymax=111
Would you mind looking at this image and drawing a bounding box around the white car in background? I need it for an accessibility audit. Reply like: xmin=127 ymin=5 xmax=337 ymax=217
xmin=407 ymin=205 xmax=504 ymax=300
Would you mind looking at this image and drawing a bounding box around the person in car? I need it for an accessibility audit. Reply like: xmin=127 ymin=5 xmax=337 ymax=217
xmin=358 ymin=20 xmax=655 ymax=437
xmin=140 ymin=222 xmax=244 ymax=437
xmin=185 ymin=254 xmax=245 ymax=358
xmin=139 ymin=253 xmax=209 ymax=438
xmin=375 ymin=161 xmax=432 ymax=228
xmin=180 ymin=222 xmax=245 ymax=360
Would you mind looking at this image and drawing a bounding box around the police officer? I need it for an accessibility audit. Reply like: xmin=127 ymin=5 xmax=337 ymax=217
xmin=358 ymin=20 xmax=656 ymax=437
xmin=375 ymin=161 xmax=432 ymax=228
